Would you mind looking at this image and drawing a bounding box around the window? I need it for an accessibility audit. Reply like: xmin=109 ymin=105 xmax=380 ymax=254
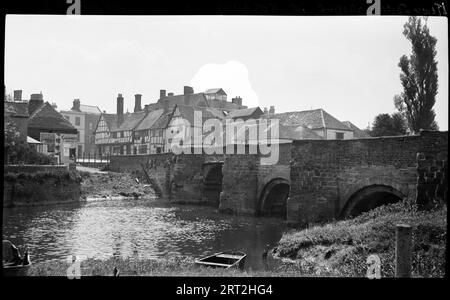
xmin=112 ymin=132 xmax=117 ymax=138
xmin=89 ymin=123 xmax=93 ymax=130
xmin=75 ymin=116 xmax=81 ymax=126
xmin=336 ymin=132 xmax=344 ymax=140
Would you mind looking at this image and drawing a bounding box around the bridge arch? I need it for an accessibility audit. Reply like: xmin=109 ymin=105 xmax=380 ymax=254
xmin=259 ymin=178 xmax=290 ymax=218
xmin=340 ymin=184 xmax=405 ymax=218
xmin=201 ymin=162 xmax=223 ymax=207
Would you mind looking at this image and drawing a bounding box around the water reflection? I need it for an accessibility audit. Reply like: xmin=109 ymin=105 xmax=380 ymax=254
xmin=2 ymin=199 xmax=287 ymax=270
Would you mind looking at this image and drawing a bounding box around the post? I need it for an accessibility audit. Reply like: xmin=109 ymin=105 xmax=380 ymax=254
xmin=395 ymin=224 xmax=412 ymax=278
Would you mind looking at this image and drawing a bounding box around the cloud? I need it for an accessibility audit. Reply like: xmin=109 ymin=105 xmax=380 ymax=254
xmin=190 ymin=60 xmax=258 ymax=107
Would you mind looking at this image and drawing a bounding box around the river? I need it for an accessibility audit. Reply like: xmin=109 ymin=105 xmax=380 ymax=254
xmin=2 ymin=198 xmax=288 ymax=271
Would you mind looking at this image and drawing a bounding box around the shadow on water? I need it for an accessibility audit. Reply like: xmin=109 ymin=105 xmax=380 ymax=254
xmin=3 ymin=198 xmax=288 ymax=271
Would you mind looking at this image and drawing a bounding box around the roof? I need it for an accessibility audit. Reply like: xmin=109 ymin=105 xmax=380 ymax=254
xmin=101 ymin=113 xmax=119 ymax=131
xmin=204 ymin=88 xmax=226 ymax=95
xmin=342 ymin=121 xmax=371 ymax=138
xmin=159 ymin=93 xmax=208 ymax=109
xmin=172 ymin=104 xmax=225 ymax=126
xmin=27 ymin=136 xmax=42 ymax=144
xmin=279 ymin=124 xmax=324 ymax=140
xmin=150 ymin=112 xmax=171 ymax=130
xmin=273 ymin=109 xmax=351 ymax=131
xmin=28 ymin=102 xmax=78 ymax=133
xmin=110 ymin=111 xmax=146 ymax=132
xmin=79 ymin=104 xmax=102 ymax=114
xmin=135 ymin=109 xmax=164 ymax=131
xmin=4 ymin=101 xmax=29 ymax=117
xmin=226 ymin=107 xmax=263 ymax=119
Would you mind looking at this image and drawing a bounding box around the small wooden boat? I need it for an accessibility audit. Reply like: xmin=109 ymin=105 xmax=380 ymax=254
xmin=2 ymin=240 xmax=31 ymax=276
xmin=195 ymin=251 xmax=247 ymax=270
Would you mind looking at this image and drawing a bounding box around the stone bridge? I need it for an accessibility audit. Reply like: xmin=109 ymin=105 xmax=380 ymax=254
xmin=109 ymin=130 xmax=447 ymax=226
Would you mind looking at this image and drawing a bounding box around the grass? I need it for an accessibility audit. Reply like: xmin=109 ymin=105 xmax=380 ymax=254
xmin=274 ymin=201 xmax=447 ymax=277
xmin=27 ymin=256 xmax=313 ymax=277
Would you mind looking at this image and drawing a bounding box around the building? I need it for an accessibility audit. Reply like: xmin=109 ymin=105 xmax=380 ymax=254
xmin=273 ymin=108 xmax=354 ymax=140
xmin=94 ymin=94 xmax=147 ymax=155
xmin=342 ymin=121 xmax=372 ymax=138
xmin=133 ymin=108 xmax=165 ymax=154
xmin=165 ymin=104 xmax=225 ymax=152
xmin=94 ymin=86 xmax=247 ymax=155
xmin=4 ymin=96 xmax=29 ymax=142
xmin=26 ymin=93 xmax=78 ymax=164
xmin=60 ymin=99 xmax=102 ymax=157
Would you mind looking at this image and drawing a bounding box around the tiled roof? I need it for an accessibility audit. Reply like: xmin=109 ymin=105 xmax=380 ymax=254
xmin=342 ymin=121 xmax=371 ymax=138
xmin=79 ymin=104 xmax=102 ymax=114
xmin=4 ymin=101 xmax=29 ymax=117
xmin=226 ymin=107 xmax=263 ymax=119
xmin=135 ymin=109 xmax=164 ymax=131
xmin=110 ymin=111 xmax=146 ymax=132
xmin=150 ymin=112 xmax=171 ymax=130
xmin=204 ymin=88 xmax=226 ymax=95
xmin=28 ymin=102 xmax=77 ymax=133
xmin=279 ymin=124 xmax=323 ymax=140
xmin=101 ymin=114 xmax=118 ymax=131
xmin=273 ymin=109 xmax=351 ymax=131
xmin=174 ymin=104 xmax=225 ymax=126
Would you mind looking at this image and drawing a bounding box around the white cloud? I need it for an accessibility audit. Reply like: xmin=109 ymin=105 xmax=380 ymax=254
xmin=190 ymin=60 xmax=259 ymax=107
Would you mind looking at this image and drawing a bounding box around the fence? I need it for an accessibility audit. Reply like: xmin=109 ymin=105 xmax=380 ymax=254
xmin=75 ymin=153 xmax=111 ymax=164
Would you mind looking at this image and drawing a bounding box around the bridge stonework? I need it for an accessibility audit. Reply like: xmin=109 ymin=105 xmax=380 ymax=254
xmin=108 ymin=131 xmax=447 ymax=225
xmin=288 ymin=130 xmax=447 ymax=226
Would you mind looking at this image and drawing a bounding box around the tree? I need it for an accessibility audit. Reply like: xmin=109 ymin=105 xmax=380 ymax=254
xmin=394 ymin=16 xmax=439 ymax=133
xmin=371 ymin=113 xmax=407 ymax=137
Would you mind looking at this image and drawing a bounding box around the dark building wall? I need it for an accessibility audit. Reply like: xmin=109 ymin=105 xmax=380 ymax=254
xmin=84 ymin=114 xmax=101 ymax=155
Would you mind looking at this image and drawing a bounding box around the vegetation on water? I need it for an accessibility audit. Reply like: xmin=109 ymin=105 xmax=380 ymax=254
xmin=273 ymin=201 xmax=446 ymax=277
xmin=4 ymin=170 xmax=81 ymax=183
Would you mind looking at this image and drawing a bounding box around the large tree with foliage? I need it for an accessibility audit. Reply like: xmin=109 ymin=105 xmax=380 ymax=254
xmin=371 ymin=113 xmax=407 ymax=137
xmin=394 ymin=16 xmax=439 ymax=133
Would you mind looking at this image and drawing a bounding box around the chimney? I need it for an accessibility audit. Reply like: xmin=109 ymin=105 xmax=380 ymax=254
xmin=184 ymin=86 xmax=194 ymax=95
xmin=134 ymin=94 xmax=142 ymax=112
xmin=263 ymin=107 xmax=268 ymax=116
xmin=51 ymin=102 xmax=57 ymax=109
xmin=160 ymin=89 xmax=166 ymax=100
xmin=28 ymin=93 xmax=44 ymax=115
xmin=144 ymin=104 xmax=149 ymax=112
xmin=163 ymin=99 xmax=170 ymax=113
xmin=232 ymin=96 xmax=242 ymax=107
xmin=13 ymin=90 xmax=22 ymax=101
xmin=117 ymin=93 xmax=124 ymax=127
xmin=269 ymin=106 xmax=275 ymax=116
xmin=168 ymin=92 xmax=174 ymax=96
xmin=72 ymin=99 xmax=81 ymax=111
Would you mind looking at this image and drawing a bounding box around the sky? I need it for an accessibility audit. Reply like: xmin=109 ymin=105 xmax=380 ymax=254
xmin=4 ymin=15 xmax=448 ymax=130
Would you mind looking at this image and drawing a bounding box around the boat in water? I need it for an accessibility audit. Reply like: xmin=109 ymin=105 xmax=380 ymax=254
xmin=194 ymin=251 xmax=247 ymax=270
xmin=2 ymin=240 xmax=31 ymax=276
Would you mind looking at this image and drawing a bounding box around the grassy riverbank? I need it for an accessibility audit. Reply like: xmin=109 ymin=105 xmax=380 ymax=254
xmin=27 ymin=256 xmax=308 ymax=277
xmin=78 ymin=169 xmax=156 ymax=199
xmin=273 ymin=201 xmax=447 ymax=277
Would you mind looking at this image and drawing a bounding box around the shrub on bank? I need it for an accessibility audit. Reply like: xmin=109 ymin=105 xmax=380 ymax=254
xmin=274 ymin=201 xmax=447 ymax=277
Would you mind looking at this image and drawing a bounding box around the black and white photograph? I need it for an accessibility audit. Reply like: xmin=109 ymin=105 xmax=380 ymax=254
xmin=2 ymin=1 xmax=448 ymax=284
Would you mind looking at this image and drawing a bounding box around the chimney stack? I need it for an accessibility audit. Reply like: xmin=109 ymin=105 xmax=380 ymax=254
xmin=168 ymin=92 xmax=174 ymax=96
xmin=160 ymin=89 xmax=166 ymax=100
xmin=51 ymin=102 xmax=57 ymax=109
xmin=28 ymin=93 xmax=44 ymax=115
xmin=117 ymin=93 xmax=124 ymax=127
xmin=134 ymin=94 xmax=142 ymax=112
xmin=232 ymin=96 xmax=242 ymax=107
xmin=72 ymin=99 xmax=81 ymax=111
xmin=184 ymin=86 xmax=194 ymax=95
xmin=269 ymin=106 xmax=275 ymax=116
xmin=144 ymin=104 xmax=150 ymax=112
xmin=13 ymin=90 xmax=22 ymax=101
xmin=263 ymin=107 xmax=268 ymax=116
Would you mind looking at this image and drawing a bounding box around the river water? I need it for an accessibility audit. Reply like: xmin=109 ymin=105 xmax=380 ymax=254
xmin=2 ymin=198 xmax=288 ymax=271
